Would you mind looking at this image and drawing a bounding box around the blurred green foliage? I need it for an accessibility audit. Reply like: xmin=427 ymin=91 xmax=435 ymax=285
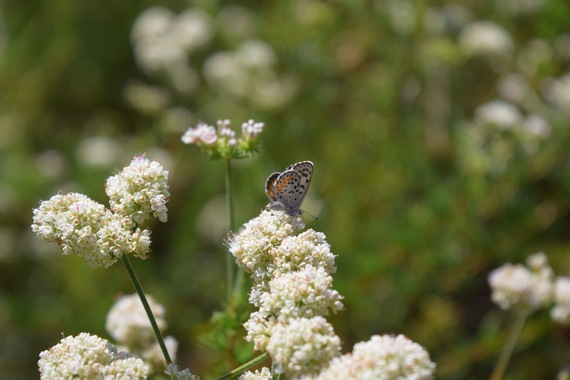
xmin=2 ymin=0 xmax=570 ymax=378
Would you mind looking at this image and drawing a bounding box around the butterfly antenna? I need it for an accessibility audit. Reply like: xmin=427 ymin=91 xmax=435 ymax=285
xmin=301 ymin=209 xmax=319 ymax=220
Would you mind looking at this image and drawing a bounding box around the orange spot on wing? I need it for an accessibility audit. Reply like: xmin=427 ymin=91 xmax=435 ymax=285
xmin=276 ymin=174 xmax=294 ymax=191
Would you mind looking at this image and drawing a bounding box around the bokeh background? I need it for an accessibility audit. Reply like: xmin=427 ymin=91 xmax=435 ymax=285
xmin=2 ymin=0 xmax=570 ymax=378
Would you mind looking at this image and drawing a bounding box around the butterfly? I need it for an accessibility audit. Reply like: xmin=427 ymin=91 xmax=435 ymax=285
xmin=265 ymin=161 xmax=314 ymax=216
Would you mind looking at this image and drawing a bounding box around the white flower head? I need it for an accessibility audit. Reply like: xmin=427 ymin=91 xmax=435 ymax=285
xmin=228 ymin=210 xmax=305 ymax=278
xmin=181 ymin=121 xmax=217 ymax=146
xmin=244 ymin=311 xmax=277 ymax=351
xmin=38 ymin=333 xmax=148 ymax=379
xmin=105 ymin=155 xmax=170 ymax=225
xmin=266 ymin=317 xmax=341 ymax=377
xmin=458 ymin=21 xmax=514 ymax=56
xmin=31 ymin=193 xmax=150 ymax=268
xmin=308 ymin=334 xmax=436 ymax=380
xmin=552 ymin=276 xmax=570 ymax=324
xmin=141 ymin=336 xmax=179 ymax=372
xmin=241 ymin=119 xmax=264 ymax=140
xmin=488 ymin=252 xmax=554 ymax=312
xmin=105 ymin=293 xmax=167 ymax=347
xmin=238 ymin=367 xmax=272 ymax=380
xmin=258 ymin=265 xmax=344 ymax=319
xmin=474 ymin=100 xmax=523 ymax=129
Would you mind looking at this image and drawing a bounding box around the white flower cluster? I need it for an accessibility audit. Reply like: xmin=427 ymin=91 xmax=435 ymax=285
xmin=229 ymin=211 xmax=342 ymax=377
xmin=131 ymin=5 xmax=296 ymax=107
xmin=181 ymin=119 xmax=264 ymax=159
xmin=131 ymin=7 xmax=212 ymax=93
xmin=458 ymin=21 xmax=514 ymax=56
xmin=105 ymin=293 xmax=178 ymax=372
xmin=203 ymin=39 xmax=297 ymax=109
xmin=106 ymin=155 xmax=170 ymax=225
xmin=459 ymin=98 xmax=551 ymax=176
xmin=38 ymin=333 xmax=148 ymax=379
xmin=238 ymin=367 xmax=272 ymax=380
xmin=31 ymin=193 xmax=151 ymax=268
xmin=32 ymin=155 xmax=169 ymax=268
xmin=488 ymin=252 xmax=554 ymax=312
xmin=304 ymin=334 xmax=436 ymax=380
xmin=551 ymin=276 xmax=570 ymax=324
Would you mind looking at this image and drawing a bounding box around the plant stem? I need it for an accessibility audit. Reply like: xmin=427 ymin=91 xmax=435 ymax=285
xmin=121 ymin=255 xmax=173 ymax=367
xmin=217 ymin=353 xmax=269 ymax=380
xmin=490 ymin=310 xmax=530 ymax=380
xmin=225 ymin=158 xmax=235 ymax=305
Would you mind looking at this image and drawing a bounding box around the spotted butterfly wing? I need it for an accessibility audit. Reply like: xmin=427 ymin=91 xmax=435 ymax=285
xmin=285 ymin=161 xmax=313 ymax=198
xmin=265 ymin=161 xmax=314 ymax=216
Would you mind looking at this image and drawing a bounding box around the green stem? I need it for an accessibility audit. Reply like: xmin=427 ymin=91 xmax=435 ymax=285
xmin=217 ymin=353 xmax=269 ymax=380
xmin=225 ymin=158 xmax=235 ymax=305
xmin=121 ymin=255 xmax=173 ymax=368
xmin=490 ymin=310 xmax=530 ymax=380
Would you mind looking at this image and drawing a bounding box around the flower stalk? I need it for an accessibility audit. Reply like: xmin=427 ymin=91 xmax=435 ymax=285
xmin=217 ymin=353 xmax=269 ymax=380
xmin=121 ymin=255 xmax=174 ymax=370
xmin=490 ymin=310 xmax=530 ymax=380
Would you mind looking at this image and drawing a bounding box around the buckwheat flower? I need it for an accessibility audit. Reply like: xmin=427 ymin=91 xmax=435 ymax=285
xmin=181 ymin=121 xmax=218 ymax=146
xmin=241 ymin=119 xmax=264 ymax=140
xmin=248 ymin=229 xmax=336 ymax=306
xmin=243 ymin=311 xmax=277 ymax=351
xmin=38 ymin=333 xmax=148 ymax=379
xmin=238 ymin=367 xmax=272 ymax=380
xmin=258 ymin=265 xmax=344 ymax=319
xmin=106 ymin=293 xmax=167 ymax=347
xmin=306 ymin=334 xmax=436 ymax=380
xmin=458 ymin=21 xmax=514 ymax=56
xmin=170 ymin=9 xmax=213 ymax=52
xmin=488 ymin=252 xmax=553 ymax=312
xmin=141 ymin=336 xmax=179 ymax=371
xmin=31 ymin=193 xmax=149 ymax=268
xmin=105 ymin=155 xmax=170 ymax=225
xmin=474 ymin=100 xmax=523 ymax=129
xmin=267 ymin=316 xmax=341 ymax=377
xmin=523 ymin=114 xmax=551 ymax=139
xmin=551 ymin=276 xmax=570 ymax=324
xmin=228 ymin=210 xmax=305 ymax=277
xmin=131 ymin=7 xmax=174 ymax=44
xmin=217 ymin=119 xmax=237 ymax=147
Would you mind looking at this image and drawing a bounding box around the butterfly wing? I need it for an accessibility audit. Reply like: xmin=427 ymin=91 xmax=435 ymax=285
xmin=265 ymin=172 xmax=281 ymax=201
xmin=274 ymin=170 xmax=303 ymax=214
xmin=286 ymin=161 xmax=313 ymax=203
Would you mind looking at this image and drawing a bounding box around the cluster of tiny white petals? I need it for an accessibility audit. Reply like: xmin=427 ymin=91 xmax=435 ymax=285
xmin=228 ymin=210 xmax=305 ymax=278
xmin=141 ymin=336 xmax=179 ymax=371
xmin=217 ymin=119 xmax=237 ymax=146
xmin=475 ymin=100 xmax=523 ymax=129
xmin=266 ymin=317 xmax=341 ymax=377
xmin=488 ymin=252 xmax=554 ymax=312
xmin=243 ymin=311 xmax=276 ymax=351
xmin=238 ymin=367 xmax=272 ymax=380
xmin=181 ymin=121 xmax=217 ymax=145
xmin=551 ymin=276 xmax=570 ymax=324
xmin=38 ymin=333 xmax=148 ymax=379
xmin=231 ymin=210 xmax=345 ymax=376
xmin=31 ymin=193 xmax=150 ymax=268
xmin=258 ymin=266 xmax=344 ymax=320
xmin=105 ymin=293 xmax=167 ymax=346
xmin=241 ymin=119 xmax=264 ymax=139
xmin=106 ymin=155 xmax=170 ymax=225
xmin=458 ymin=21 xmax=514 ymax=56
xmin=97 ymin=214 xmax=152 ymax=262
xmin=305 ymin=334 xmax=435 ymax=380
xmin=181 ymin=118 xmax=265 ymax=159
